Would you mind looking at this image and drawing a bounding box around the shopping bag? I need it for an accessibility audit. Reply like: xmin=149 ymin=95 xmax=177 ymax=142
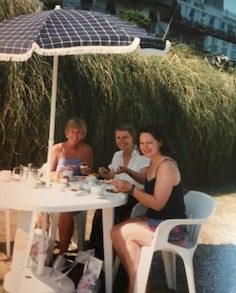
xmin=76 ymin=253 xmax=103 ymax=293
xmin=29 ymin=228 xmax=49 ymax=268
xmin=51 ymin=249 xmax=103 ymax=293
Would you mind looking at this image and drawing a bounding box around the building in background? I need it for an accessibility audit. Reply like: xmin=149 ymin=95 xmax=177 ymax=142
xmin=174 ymin=0 xmax=236 ymax=60
xmin=61 ymin=0 xmax=236 ymax=60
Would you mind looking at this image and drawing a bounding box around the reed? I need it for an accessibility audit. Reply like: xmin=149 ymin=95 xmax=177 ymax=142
xmin=0 ymin=0 xmax=36 ymax=20
xmin=58 ymin=50 xmax=236 ymax=187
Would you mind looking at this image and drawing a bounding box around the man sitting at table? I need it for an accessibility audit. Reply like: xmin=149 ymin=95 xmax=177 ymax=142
xmin=89 ymin=124 xmax=150 ymax=259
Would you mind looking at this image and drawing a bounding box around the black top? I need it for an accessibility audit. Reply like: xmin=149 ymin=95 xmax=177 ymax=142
xmin=144 ymin=159 xmax=186 ymax=220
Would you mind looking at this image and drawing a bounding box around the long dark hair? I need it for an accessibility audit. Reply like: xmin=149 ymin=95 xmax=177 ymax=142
xmin=138 ymin=125 xmax=176 ymax=158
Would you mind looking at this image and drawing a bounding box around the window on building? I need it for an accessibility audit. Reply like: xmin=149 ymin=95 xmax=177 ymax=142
xmin=220 ymin=21 xmax=225 ymax=31
xmin=211 ymin=44 xmax=218 ymax=52
xmin=149 ymin=10 xmax=157 ymax=32
xmin=194 ymin=2 xmax=205 ymax=9
xmin=209 ymin=16 xmax=215 ymax=27
xmin=189 ymin=8 xmax=195 ymax=20
xmin=200 ymin=12 xmax=206 ymax=25
xmin=231 ymin=51 xmax=236 ymax=60
xmin=221 ymin=48 xmax=227 ymax=55
xmin=212 ymin=37 xmax=218 ymax=45
xmin=106 ymin=2 xmax=116 ymax=15
xmin=81 ymin=0 xmax=93 ymax=10
xmin=227 ymin=24 xmax=234 ymax=35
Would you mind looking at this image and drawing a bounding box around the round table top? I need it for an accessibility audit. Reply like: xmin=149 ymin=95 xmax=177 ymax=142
xmin=0 ymin=180 xmax=127 ymax=212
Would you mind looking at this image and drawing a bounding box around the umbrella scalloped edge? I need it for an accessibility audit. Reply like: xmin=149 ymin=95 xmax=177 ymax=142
xmin=0 ymin=38 xmax=171 ymax=62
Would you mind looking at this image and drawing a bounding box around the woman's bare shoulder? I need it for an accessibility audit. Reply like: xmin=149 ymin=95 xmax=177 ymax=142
xmin=158 ymin=158 xmax=179 ymax=173
xmin=53 ymin=142 xmax=64 ymax=152
xmin=79 ymin=142 xmax=93 ymax=152
xmin=157 ymin=158 xmax=181 ymax=185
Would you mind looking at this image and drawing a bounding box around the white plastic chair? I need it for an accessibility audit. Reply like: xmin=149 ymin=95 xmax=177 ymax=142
xmin=114 ymin=190 xmax=217 ymax=293
xmin=0 ymin=208 xmax=11 ymax=257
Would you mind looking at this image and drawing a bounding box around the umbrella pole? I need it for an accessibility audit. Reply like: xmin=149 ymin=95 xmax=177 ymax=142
xmin=46 ymin=55 xmax=59 ymax=186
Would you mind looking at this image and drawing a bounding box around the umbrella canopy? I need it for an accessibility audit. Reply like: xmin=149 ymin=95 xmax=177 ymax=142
xmin=0 ymin=5 xmax=171 ymax=183
xmin=0 ymin=6 xmax=170 ymax=60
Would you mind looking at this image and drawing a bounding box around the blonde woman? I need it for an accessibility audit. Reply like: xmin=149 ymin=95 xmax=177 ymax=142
xmin=52 ymin=118 xmax=93 ymax=265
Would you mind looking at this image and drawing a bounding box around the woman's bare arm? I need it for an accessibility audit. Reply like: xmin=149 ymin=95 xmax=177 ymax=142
xmin=115 ymin=166 xmax=148 ymax=184
xmin=112 ymin=160 xmax=180 ymax=211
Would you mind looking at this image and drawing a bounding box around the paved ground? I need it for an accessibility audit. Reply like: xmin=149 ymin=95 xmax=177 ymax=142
xmin=0 ymin=192 xmax=236 ymax=292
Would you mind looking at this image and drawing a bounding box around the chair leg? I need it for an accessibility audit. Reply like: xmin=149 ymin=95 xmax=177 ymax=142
xmin=134 ymin=246 xmax=153 ymax=293
xmin=46 ymin=213 xmax=59 ymax=265
xmin=5 ymin=209 xmax=10 ymax=258
xmin=73 ymin=211 xmax=87 ymax=251
xmin=162 ymin=251 xmax=176 ymax=290
xmin=113 ymin=256 xmax=120 ymax=282
xmin=182 ymin=255 xmax=196 ymax=293
xmin=48 ymin=213 xmax=59 ymax=242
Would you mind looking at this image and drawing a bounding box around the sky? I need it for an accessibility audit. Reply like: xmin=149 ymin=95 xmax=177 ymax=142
xmin=224 ymin=0 xmax=236 ymax=14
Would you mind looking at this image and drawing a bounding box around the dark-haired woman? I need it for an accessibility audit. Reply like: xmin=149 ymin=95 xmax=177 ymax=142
xmin=111 ymin=125 xmax=187 ymax=293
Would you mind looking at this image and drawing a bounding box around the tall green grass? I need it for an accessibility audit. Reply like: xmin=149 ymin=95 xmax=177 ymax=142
xmin=0 ymin=0 xmax=36 ymax=20
xmin=0 ymin=2 xmax=236 ymax=187
xmin=58 ymin=48 xmax=236 ymax=187
xmin=0 ymin=1 xmax=55 ymax=167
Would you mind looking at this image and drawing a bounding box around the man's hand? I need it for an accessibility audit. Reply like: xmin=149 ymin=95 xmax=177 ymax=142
xmin=98 ymin=167 xmax=110 ymax=179
xmin=115 ymin=166 xmax=129 ymax=174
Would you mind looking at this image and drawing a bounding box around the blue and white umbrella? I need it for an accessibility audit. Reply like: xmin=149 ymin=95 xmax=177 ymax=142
xmin=0 ymin=5 xmax=171 ymax=180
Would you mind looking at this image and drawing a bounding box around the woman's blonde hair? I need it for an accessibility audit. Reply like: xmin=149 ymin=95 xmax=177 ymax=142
xmin=64 ymin=117 xmax=87 ymax=139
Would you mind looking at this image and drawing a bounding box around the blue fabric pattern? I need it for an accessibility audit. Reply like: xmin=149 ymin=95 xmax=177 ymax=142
xmin=56 ymin=158 xmax=82 ymax=176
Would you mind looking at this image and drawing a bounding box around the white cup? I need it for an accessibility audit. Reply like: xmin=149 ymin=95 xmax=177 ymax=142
xmin=59 ymin=169 xmax=73 ymax=181
xmin=86 ymin=175 xmax=97 ymax=183
xmin=0 ymin=170 xmax=12 ymax=181
xmin=90 ymin=185 xmax=102 ymax=197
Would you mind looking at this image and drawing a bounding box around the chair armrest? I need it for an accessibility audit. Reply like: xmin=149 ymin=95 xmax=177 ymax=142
xmin=152 ymin=218 xmax=204 ymax=245
xmin=131 ymin=203 xmax=147 ymax=218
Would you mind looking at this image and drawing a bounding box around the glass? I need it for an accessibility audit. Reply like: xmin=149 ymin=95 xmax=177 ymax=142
xmin=12 ymin=167 xmax=22 ymax=180
xmin=27 ymin=168 xmax=39 ymax=188
xmin=58 ymin=168 xmax=73 ymax=182
xmin=12 ymin=165 xmax=28 ymax=181
xmin=20 ymin=165 xmax=29 ymax=182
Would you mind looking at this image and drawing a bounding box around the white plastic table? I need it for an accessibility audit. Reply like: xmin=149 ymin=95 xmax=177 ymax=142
xmin=0 ymin=180 xmax=127 ymax=293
